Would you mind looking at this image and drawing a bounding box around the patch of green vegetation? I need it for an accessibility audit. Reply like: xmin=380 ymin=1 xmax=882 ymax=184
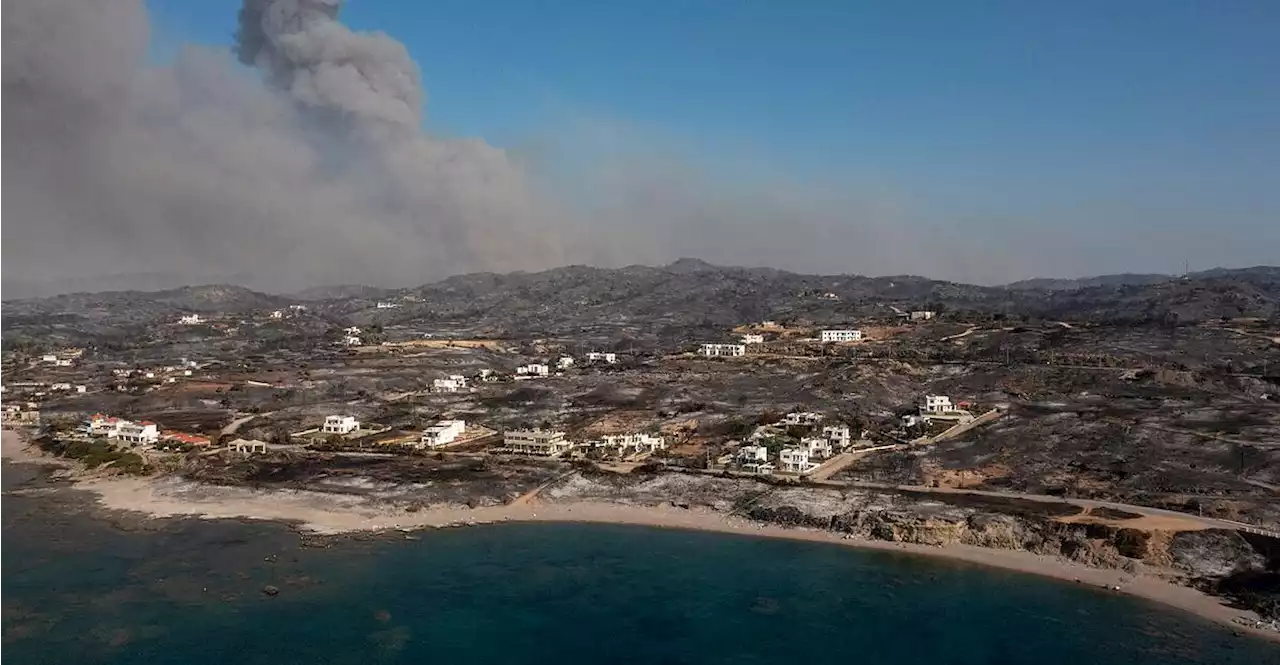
xmin=59 ymin=439 xmax=150 ymax=475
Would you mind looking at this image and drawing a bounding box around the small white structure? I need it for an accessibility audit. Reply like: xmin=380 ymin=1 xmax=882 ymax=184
xmin=433 ymin=375 xmax=469 ymax=393
xmin=269 ymin=310 xmax=284 ymax=319
xmin=910 ymin=311 xmax=937 ymax=321
xmin=51 ymin=382 xmax=72 ymax=391
xmin=343 ymin=335 xmax=362 ymax=346
xmin=504 ymin=429 xmax=573 ymax=457
xmin=231 ymin=438 xmax=268 ymax=454
xmin=420 ymin=420 xmax=467 ymax=448
xmin=54 ymin=358 xmax=73 ymax=367
xmin=761 ymin=321 xmax=780 ymax=329
xmin=737 ymin=445 xmax=768 ymax=464
xmin=741 ymin=334 xmax=764 ymax=345
xmin=557 ymin=356 xmax=575 ymax=370
xmin=921 ymin=395 xmax=953 ymax=415
xmin=41 ymin=354 xmax=58 ymax=363
xmin=822 ymin=424 xmax=851 ymax=449
xmin=516 ymin=363 xmax=550 ymax=377
xmin=178 ymin=314 xmax=203 ymax=325
xmin=699 ymin=343 xmax=745 ymax=358
xmin=779 ymin=447 xmax=817 ymax=474
xmin=783 ymin=412 xmax=824 ymax=426
xmin=344 ymin=326 xmax=362 ymax=335
xmin=585 ymin=352 xmax=617 ymax=364
xmin=820 ymin=329 xmax=863 ymax=342
xmin=75 ymin=385 xmax=87 ymax=393
xmin=478 ymin=368 xmax=497 ymax=382
xmin=375 ymin=301 xmax=398 ymax=309
xmin=323 ymin=415 xmax=359 ymax=434
xmin=597 ymin=433 xmax=666 ymax=455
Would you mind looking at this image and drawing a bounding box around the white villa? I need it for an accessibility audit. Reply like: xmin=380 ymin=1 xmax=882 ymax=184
xmin=820 ymin=329 xmax=863 ymax=342
xmin=597 ymin=433 xmax=666 ymax=455
xmin=375 ymin=301 xmax=398 ymax=309
xmin=585 ymin=352 xmax=618 ymax=364
xmin=910 ymin=311 xmax=937 ymax=321
xmin=737 ymin=445 xmax=774 ymax=474
xmin=503 ymin=429 xmax=573 ymax=457
xmin=699 ymin=343 xmax=745 ymax=358
xmin=741 ymin=334 xmax=764 ymax=344
xmin=323 ymin=415 xmax=359 ymax=434
xmin=822 ymin=424 xmax=851 ymax=449
xmin=803 ymin=437 xmax=834 ymax=460
xmin=343 ymin=335 xmax=362 ymax=346
xmin=783 ymin=412 xmax=824 ymax=426
xmin=178 ymin=314 xmax=203 ymax=325
xmin=89 ymin=414 xmax=159 ymax=445
xmin=779 ymin=447 xmax=817 ymax=474
xmin=557 ymin=356 xmax=575 ymax=369
xmin=516 ymin=363 xmax=550 ymax=377
xmin=433 ymin=375 xmax=469 ymax=393
xmin=420 ymin=420 xmax=466 ymax=448
xmin=921 ymin=395 xmax=954 ymax=415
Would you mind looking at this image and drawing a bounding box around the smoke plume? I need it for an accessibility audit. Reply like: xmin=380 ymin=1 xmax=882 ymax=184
xmin=3 ymin=0 xmax=984 ymax=298
xmin=3 ymin=0 xmax=568 ymax=295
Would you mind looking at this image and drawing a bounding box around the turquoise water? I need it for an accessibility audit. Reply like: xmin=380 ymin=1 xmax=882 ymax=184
xmin=4 ymin=470 xmax=1278 ymax=664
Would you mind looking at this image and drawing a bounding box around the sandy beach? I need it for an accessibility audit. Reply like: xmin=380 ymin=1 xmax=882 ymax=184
xmin=3 ymin=429 xmax=1276 ymax=642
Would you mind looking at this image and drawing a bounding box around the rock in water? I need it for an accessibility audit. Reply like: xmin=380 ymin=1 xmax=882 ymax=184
xmin=262 ymin=585 xmax=280 ymax=597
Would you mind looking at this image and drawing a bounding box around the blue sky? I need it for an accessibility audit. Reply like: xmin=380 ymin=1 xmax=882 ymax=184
xmin=146 ymin=0 xmax=1279 ymax=278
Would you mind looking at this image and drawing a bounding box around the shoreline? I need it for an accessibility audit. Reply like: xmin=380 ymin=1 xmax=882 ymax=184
xmin=3 ymin=429 xmax=1277 ymax=644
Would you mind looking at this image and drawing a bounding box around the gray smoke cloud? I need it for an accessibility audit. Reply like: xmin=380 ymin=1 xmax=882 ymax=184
xmin=2 ymin=0 xmax=1000 ymax=299
xmin=2 ymin=0 xmax=570 ymax=296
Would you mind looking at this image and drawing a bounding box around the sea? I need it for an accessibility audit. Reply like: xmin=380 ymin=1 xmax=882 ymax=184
xmin=3 ymin=464 xmax=1278 ymax=665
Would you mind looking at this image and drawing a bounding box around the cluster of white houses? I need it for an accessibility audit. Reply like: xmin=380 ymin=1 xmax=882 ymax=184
xmin=734 ymin=412 xmax=860 ymax=475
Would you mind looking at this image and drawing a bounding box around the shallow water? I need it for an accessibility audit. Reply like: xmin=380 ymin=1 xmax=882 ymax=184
xmin=3 ymin=466 xmax=1277 ymax=664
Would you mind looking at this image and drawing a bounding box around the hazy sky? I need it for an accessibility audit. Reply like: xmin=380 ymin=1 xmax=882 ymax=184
xmin=5 ymin=1 xmax=1278 ymax=296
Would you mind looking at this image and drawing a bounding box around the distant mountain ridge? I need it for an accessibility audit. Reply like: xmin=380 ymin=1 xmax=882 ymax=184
xmin=1002 ymin=266 xmax=1280 ymax=291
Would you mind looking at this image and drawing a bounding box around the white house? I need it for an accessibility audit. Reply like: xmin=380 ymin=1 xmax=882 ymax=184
xmin=779 ymin=447 xmax=817 ymax=474
xmin=343 ymin=335 xmax=362 ymax=346
xmin=420 ymin=420 xmax=466 ymax=448
xmin=178 ymin=314 xmax=203 ymax=325
xmin=54 ymin=358 xmax=74 ymax=367
xmin=75 ymin=385 xmax=87 ymax=393
xmin=516 ymin=363 xmax=550 ymax=377
xmin=115 ymin=421 xmax=159 ymax=446
xmin=323 ymin=415 xmax=359 ymax=434
xmin=783 ymin=412 xmax=824 ymax=426
xmin=741 ymin=334 xmax=764 ymax=345
xmin=51 ymin=382 xmax=72 ymax=391
xmin=699 ymin=343 xmax=745 ymax=358
xmin=820 ymin=329 xmax=863 ymax=342
xmin=921 ymin=395 xmax=953 ymax=415
xmin=910 ymin=311 xmax=937 ymax=321
xmin=585 ymin=352 xmax=617 ymax=364
xmin=737 ymin=445 xmax=768 ymax=464
xmin=761 ymin=321 xmax=779 ymax=329
xmin=40 ymin=354 xmax=58 ymax=363
xmin=598 ymin=433 xmax=666 ymax=455
xmin=269 ymin=310 xmax=284 ymax=319
xmin=433 ymin=375 xmax=469 ymax=393
xmin=478 ymin=368 xmax=497 ymax=382
xmin=803 ymin=437 xmax=834 ymax=460
xmin=822 ymin=424 xmax=851 ymax=449
xmin=375 ymin=301 xmax=398 ymax=309
xmin=344 ymin=326 xmax=362 ymax=335
xmin=503 ymin=429 xmax=573 ymax=456
xmin=557 ymin=356 xmax=575 ymax=370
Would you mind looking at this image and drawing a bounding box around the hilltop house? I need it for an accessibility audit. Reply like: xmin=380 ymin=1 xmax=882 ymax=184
xmin=921 ymin=395 xmax=953 ymax=415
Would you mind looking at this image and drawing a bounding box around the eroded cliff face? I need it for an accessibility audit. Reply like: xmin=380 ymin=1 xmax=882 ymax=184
xmin=546 ymin=470 xmax=1280 ymax=618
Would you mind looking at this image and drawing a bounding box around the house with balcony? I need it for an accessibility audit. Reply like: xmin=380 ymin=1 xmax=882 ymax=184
xmin=699 ymin=343 xmax=745 ymax=357
xmin=822 ymin=424 xmax=851 ymax=449
xmin=820 ymin=329 xmax=863 ymax=342
xmin=779 ymin=447 xmax=817 ymax=474
xmin=516 ymin=363 xmax=550 ymax=378
xmin=597 ymin=433 xmax=666 ymax=456
xmin=323 ymin=415 xmax=359 ymax=434
xmin=503 ymin=429 xmax=573 ymax=457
